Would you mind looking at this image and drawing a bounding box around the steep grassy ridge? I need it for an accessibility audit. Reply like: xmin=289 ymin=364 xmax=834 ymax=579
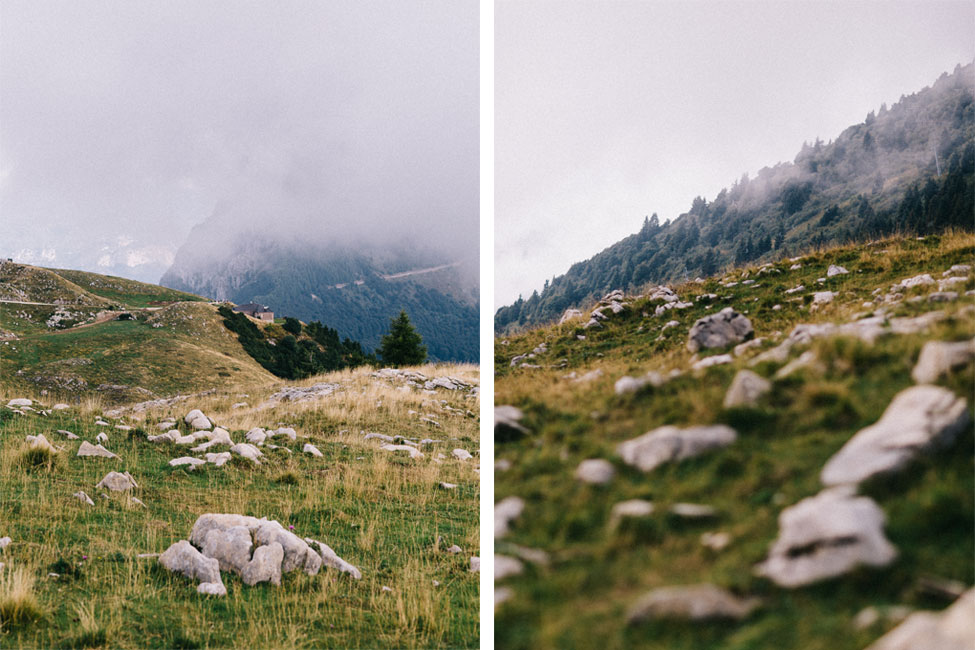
xmin=494 ymin=233 xmax=974 ymax=649
xmin=51 ymin=268 xmax=206 ymax=308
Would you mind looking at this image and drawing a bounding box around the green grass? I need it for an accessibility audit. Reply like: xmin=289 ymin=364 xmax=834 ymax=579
xmin=47 ymin=268 xmax=207 ymax=308
xmin=495 ymin=232 xmax=975 ymax=649
xmin=0 ymin=363 xmax=480 ymax=648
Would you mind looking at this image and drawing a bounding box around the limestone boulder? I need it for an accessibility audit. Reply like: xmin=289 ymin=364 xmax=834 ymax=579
xmin=821 ymin=385 xmax=969 ymax=486
xmin=241 ymin=542 xmax=284 ymax=586
xmin=687 ymin=308 xmax=753 ymax=353
xmin=618 ymin=425 xmax=737 ymax=472
xmin=159 ymin=540 xmax=221 ymax=584
xmin=755 ymin=487 xmax=896 ymax=588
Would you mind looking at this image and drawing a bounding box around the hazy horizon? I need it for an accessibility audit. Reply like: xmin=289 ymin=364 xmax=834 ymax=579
xmin=0 ymin=1 xmax=478 ymax=285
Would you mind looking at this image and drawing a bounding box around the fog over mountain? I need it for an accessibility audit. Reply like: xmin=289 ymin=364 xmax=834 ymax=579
xmin=0 ymin=1 xmax=477 ymax=282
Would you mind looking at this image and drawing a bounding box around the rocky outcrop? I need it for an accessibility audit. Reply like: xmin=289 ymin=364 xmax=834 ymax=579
xmin=820 ymin=386 xmax=969 ymax=486
xmin=865 ymin=588 xmax=974 ymax=650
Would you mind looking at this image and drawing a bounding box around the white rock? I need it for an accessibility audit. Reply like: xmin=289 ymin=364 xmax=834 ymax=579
xmin=159 ymin=540 xmax=221 ymax=584
xmin=72 ymin=491 xmax=95 ymax=506
xmin=495 ymin=555 xmax=524 ymax=581
xmin=692 ymin=354 xmax=733 ymax=370
xmin=609 ymin=499 xmax=655 ymax=526
xmin=626 ymin=584 xmax=760 ymax=623
xmin=821 ymin=385 xmax=969 ymax=486
xmin=0 ymin=537 xmax=11 ymax=551
xmin=439 ymin=482 xmax=458 ymax=489
xmin=755 ymin=487 xmax=896 ymax=588
xmin=558 ymin=309 xmax=584 ymax=324
xmin=452 ymin=448 xmax=473 ymax=460
xmin=687 ymin=308 xmax=754 ymax=352
xmin=244 ymin=428 xmax=267 ymax=444
xmin=148 ymin=430 xmax=181 ymax=443
xmin=307 ymin=538 xmax=362 ymax=579
xmin=723 ymin=370 xmax=771 ymax=408
xmin=811 ymin=291 xmax=836 ymax=306
xmin=894 ymin=274 xmax=936 ymax=290
xmin=864 ymin=588 xmax=974 ymax=650
xmin=670 ymin=503 xmax=717 ymax=518
xmin=57 ymin=429 xmax=79 ymax=440
xmin=96 ymin=471 xmax=138 ymax=491
xmin=446 ymin=544 xmax=463 ymax=554
xmin=7 ymin=398 xmax=32 ymax=407
xmin=77 ymin=441 xmax=119 ymax=459
xmin=618 ymin=425 xmax=737 ymax=472
xmin=230 ymin=443 xmax=263 ymax=464
xmin=469 ymin=557 xmax=480 ymax=573
xmin=911 ymin=339 xmax=975 ymax=384
xmin=495 ymin=496 xmax=525 ymax=538
xmin=197 ymin=582 xmax=227 ymax=596
xmin=26 ymin=433 xmax=57 ymax=452
xmin=700 ymin=531 xmax=731 ymax=551
xmin=380 ymin=443 xmax=424 ymax=459
xmin=272 ymin=427 xmax=297 ymax=441
xmin=574 ymin=459 xmax=615 ymax=484
xmin=303 ymin=443 xmax=323 ymax=457
xmin=826 ymin=265 xmax=848 ymax=277
xmin=205 ymin=452 xmax=231 ymax=466
xmin=95 ymin=432 xmax=108 ymax=443
xmin=169 ymin=457 xmax=206 ymax=468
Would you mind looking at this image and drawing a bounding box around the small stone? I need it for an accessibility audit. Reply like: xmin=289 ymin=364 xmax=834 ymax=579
xmin=446 ymin=544 xmax=463 ymax=554
xmin=96 ymin=471 xmax=138 ymax=492
xmin=72 ymin=491 xmax=95 ymax=506
xmin=574 ymin=459 xmax=615 ymax=485
xmin=723 ymin=370 xmax=771 ymax=408
xmin=77 ymin=441 xmax=119 ymax=459
xmin=618 ymin=425 xmax=737 ymax=472
xmin=57 ymin=429 xmax=79 ymax=440
xmin=452 ymin=448 xmax=473 ymax=460
xmin=609 ymin=499 xmax=655 ymax=527
xmin=670 ymin=503 xmax=717 ymax=519
xmin=495 ymin=496 xmax=525 ymax=538
xmin=230 ymin=443 xmax=263 ymax=464
xmin=701 ymin=531 xmax=731 ymax=551
xmin=380 ymin=443 xmax=424 ymax=459
xmin=169 ymin=457 xmax=206 ymax=468
xmin=826 ymin=265 xmax=848 ymax=277
xmin=626 ymin=584 xmax=760 ymax=623
xmin=95 ymin=432 xmax=108 ymax=443
xmin=303 ymin=443 xmax=323 ymax=457
xmin=469 ymin=557 xmax=480 ymax=573
xmin=495 ymin=555 xmax=524 ymax=580
xmin=439 ymin=482 xmax=458 ymax=489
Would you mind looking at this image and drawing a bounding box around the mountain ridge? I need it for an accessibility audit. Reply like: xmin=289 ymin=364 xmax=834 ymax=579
xmin=496 ymin=62 xmax=974 ymax=333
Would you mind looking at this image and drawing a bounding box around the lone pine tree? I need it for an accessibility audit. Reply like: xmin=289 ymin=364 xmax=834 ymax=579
xmin=379 ymin=310 xmax=427 ymax=366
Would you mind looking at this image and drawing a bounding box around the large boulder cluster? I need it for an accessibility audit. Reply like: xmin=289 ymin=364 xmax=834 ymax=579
xmin=159 ymin=513 xmax=361 ymax=596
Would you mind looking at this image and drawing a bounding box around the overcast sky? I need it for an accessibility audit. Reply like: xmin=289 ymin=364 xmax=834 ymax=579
xmin=496 ymin=0 xmax=975 ymax=307
xmin=1 ymin=0 xmax=477 ymax=282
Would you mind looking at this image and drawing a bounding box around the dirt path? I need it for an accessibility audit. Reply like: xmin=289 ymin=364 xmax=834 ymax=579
xmin=45 ymin=311 xmax=121 ymax=335
xmin=380 ymin=262 xmax=461 ymax=280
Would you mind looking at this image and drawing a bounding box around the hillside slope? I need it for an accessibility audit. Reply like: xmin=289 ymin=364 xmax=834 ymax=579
xmin=0 ymin=262 xmax=274 ymax=403
xmin=496 ymin=63 xmax=974 ymax=333
xmin=494 ymin=233 xmax=974 ymax=649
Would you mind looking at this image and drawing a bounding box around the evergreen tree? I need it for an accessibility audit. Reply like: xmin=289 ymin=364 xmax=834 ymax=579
xmin=378 ymin=310 xmax=427 ymax=366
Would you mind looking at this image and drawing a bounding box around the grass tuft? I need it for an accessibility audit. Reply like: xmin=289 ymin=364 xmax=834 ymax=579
xmin=0 ymin=568 xmax=45 ymax=628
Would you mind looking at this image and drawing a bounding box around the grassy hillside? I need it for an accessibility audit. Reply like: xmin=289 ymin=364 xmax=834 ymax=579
xmin=0 ymin=262 xmax=274 ymax=403
xmin=51 ymin=268 xmax=207 ymax=308
xmin=0 ymin=363 xmax=480 ymax=648
xmin=494 ymin=232 xmax=974 ymax=649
